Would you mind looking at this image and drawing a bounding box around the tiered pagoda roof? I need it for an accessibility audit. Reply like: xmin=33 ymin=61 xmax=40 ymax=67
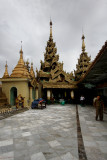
xmin=74 ymin=34 xmax=91 ymax=81
xmin=37 ymin=20 xmax=76 ymax=88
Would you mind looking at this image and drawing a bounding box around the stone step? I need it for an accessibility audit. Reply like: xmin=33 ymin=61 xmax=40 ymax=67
xmin=0 ymin=97 xmax=7 ymax=101
xmin=0 ymin=101 xmax=8 ymax=106
xmin=0 ymin=93 xmax=6 ymax=97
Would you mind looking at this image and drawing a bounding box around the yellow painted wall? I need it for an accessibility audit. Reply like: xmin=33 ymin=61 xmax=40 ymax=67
xmin=2 ymin=81 xmax=30 ymax=106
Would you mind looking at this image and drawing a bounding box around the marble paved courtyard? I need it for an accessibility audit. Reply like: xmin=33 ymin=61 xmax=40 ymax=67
xmin=0 ymin=104 xmax=107 ymax=160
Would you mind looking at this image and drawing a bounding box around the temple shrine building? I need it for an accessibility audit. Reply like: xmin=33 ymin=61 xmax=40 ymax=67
xmin=0 ymin=20 xmax=107 ymax=107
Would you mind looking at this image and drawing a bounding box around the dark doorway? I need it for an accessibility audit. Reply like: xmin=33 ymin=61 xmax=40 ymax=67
xmin=10 ymin=87 xmax=17 ymax=106
xmin=52 ymin=89 xmax=71 ymax=102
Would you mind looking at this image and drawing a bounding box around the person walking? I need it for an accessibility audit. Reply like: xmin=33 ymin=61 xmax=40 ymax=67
xmin=94 ymin=96 xmax=104 ymax=121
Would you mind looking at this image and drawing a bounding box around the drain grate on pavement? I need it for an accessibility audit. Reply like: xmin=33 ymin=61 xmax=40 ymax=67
xmin=76 ymin=105 xmax=87 ymax=160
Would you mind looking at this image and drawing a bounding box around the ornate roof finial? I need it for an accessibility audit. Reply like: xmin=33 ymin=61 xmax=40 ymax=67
xmin=6 ymin=60 xmax=7 ymax=66
xmin=50 ymin=19 xmax=52 ymax=39
xmin=21 ymin=41 xmax=22 ymax=49
xmin=19 ymin=41 xmax=24 ymax=64
xmin=30 ymin=62 xmax=35 ymax=78
xmin=20 ymin=41 xmax=23 ymax=53
xmin=82 ymin=34 xmax=85 ymax=52
xmin=3 ymin=61 xmax=9 ymax=78
xmin=50 ymin=17 xmax=52 ymax=26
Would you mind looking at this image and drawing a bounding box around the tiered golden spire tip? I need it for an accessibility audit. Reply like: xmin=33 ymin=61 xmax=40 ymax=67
xmin=18 ymin=41 xmax=24 ymax=65
xmin=3 ymin=61 xmax=9 ymax=78
xmin=50 ymin=19 xmax=52 ymax=39
xmin=82 ymin=34 xmax=85 ymax=52
xmin=30 ymin=62 xmax=35 ymax=78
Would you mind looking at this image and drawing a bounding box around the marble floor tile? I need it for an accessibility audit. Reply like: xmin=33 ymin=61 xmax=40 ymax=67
xmin=0 ymin=139 xmax=13 ymax=147
xmin=48 ymin=140 xmax=61 ymax=147
xmin=31 ymin=152 xmax=46 ymax=160
xmin=96 ymin=141 xmax=107 ymax=147
xmin=0 ymin=151 xmax=14 ymax=160
xmin=61 ymin=152 xmax=78 ymax=160
xmin=99 ymin=146 xmax=107 ymax=154
xmin=22 ymin=132 xmax=31 ymax=137
xmin=49 ymin=156 xmax=62 ymax=160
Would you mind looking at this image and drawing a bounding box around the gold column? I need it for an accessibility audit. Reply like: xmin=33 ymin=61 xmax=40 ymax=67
xmin=36 ymin=88 xmax=38 ymax=99
xmin=47 ymin=89 xmax=51 ymax=100
xmin=30 ymin=87 xmax=33 ymax=105
xmin=71 ymin=90 xmax=74 ymax=99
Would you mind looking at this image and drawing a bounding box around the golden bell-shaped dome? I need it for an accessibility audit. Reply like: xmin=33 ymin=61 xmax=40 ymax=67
xmin=10 ymin=47 xmax=30 ymax=78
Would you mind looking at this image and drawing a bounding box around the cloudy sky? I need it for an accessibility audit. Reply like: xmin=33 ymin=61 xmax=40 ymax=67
xmin=0 ymin=0 xmax=107 ymax=78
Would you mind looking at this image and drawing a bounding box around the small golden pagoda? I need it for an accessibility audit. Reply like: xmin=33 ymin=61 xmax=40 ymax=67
xmin=74 ymin=34 xmax=91 ymax=81
xmin=10 ymin=46 xmax=30 ymax=78
xmin=0 ymin=44 xmax=37 ymax=107
xmin=37 ymin=20 xmax=77 ymax=100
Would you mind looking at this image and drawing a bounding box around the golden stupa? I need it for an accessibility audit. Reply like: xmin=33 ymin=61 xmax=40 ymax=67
xmin=10 ymin=47 xmax=30 ymax=78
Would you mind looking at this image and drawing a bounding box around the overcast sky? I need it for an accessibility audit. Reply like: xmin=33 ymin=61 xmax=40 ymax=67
xmin=0 ymin=0 xmax=107 ymax=78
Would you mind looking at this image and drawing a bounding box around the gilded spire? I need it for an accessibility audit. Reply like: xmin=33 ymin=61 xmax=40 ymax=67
xmin=30 ymin=62 xmax=35 ymax=78
xmin=82 ymin=34 xmax=85 ymax=52
xmin=75 ymin=34 xmax=91 ymax=80
xmin=50 ymin=19 xmax=52 ymax=39
xmin=10 ymin=42 xmax=30 ymax=78
xmin=18 ymin=41 xmax=24 ymax=65
xmin=3 ymin=61 xmax=9 ymax=78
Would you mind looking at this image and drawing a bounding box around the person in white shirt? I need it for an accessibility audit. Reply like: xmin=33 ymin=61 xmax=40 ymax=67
xmin=80 ymin=95 xmax=85 ymax=106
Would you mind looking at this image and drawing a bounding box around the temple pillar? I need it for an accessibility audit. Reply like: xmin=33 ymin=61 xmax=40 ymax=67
xmin=50 ymin=89 xmax=52 ymax=99
xmin=47 ymin=89 xmax=51 ymax=100
xmin=29 ymin=87 xmax=33 ymax=105
xmin=70 ymin=90 xmax=74 ymax=99
xmin=36 ymin=88 xmax=38 ymax=99
xmin=38 ymin=83 xmax=42 ymax=98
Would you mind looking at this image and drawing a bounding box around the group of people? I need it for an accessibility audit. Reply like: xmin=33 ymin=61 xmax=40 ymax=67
xmin=80 ymin=95 xmax=105 ymax=121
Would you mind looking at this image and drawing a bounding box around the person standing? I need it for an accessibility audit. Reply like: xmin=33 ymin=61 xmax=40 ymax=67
xmin=94 ymin=96 xmax=104 ymax=121
xmin=80 ymin=95 xmax=85 ymax=106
